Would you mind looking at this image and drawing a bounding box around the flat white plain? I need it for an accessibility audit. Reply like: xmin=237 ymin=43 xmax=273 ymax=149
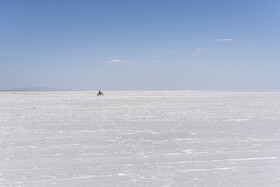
xmin=1 ymin=91 xmax=280 ymax=186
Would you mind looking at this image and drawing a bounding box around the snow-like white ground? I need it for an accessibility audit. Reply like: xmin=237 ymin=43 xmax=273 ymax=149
xmin=1 ymin=91 xmax=280 ymax=187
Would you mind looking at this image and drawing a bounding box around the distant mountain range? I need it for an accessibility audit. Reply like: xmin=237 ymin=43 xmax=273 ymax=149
xmin=0 ymin=87 xmax=60 ymax=92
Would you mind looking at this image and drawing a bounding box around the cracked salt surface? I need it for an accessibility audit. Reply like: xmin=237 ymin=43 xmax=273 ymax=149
xmin=1 ymin=91 xmax=280 ymax=186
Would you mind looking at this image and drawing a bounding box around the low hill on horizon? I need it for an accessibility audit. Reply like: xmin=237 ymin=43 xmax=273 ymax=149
xmin=0 ymin=87 xmax=60 ymax=92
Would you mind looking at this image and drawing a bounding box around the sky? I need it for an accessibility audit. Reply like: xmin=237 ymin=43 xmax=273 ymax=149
xmin=1 ymin=0 xmax=280 ymax=91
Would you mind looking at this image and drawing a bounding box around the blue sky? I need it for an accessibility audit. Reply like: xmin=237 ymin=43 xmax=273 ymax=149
xmin=1 ymin=0 xmax=280 ymax=91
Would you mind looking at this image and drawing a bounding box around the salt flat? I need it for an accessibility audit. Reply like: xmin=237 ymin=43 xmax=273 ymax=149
xmin=1 ymin=91 xmax=280 ymax=186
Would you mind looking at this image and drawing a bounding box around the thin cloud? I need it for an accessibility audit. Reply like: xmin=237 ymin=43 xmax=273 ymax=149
xmin=191 ymin=61 xmax=205 ymax=68
xmin=272 ymin=49 xmax=280 ymax=54
xmin=192 ymin=48 xmax=206 ymax=55
xmin=107 ymin=59 xmax=132 ymax=65
xmin=216 ymin=38 xmax=233 ymax=42
xmin=152 ymin=60 xmax=161 ymax=64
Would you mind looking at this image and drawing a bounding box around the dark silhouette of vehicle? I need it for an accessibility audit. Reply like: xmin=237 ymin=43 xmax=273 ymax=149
xmin=97 ymin=90 xmax=104 ymax=96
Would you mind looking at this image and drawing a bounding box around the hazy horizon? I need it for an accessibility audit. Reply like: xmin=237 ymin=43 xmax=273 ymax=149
xmin=1 ymin=87 xmax=280 ymax=92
